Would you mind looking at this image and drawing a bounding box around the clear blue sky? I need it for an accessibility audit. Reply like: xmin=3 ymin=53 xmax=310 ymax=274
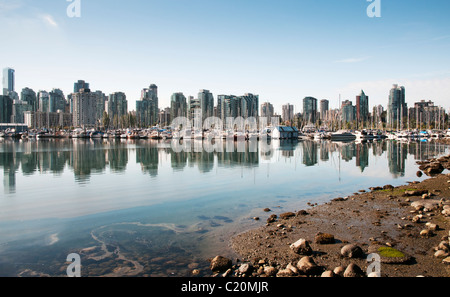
xmin=1 ymin=0 xmax=450 ymax=113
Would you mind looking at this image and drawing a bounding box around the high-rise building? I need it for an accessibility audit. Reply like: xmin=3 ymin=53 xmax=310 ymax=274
xmin=188 ymin=96 xmax=201 ymax=120
xmin=136 ymin=84 xmax=158 ymax=127
xmin=74 ymin=80 xmax=90 ymax=93
xmin=356 ymin=90 xmax=369 ymax=124
xmin=49 ymin=89 xmax=66 ymax=113
xmin=21 ymin=88 xmax=38 ymax=112
xmin=11 ymin=100 xmax=32 ymax=123
xmin=341 ymin=100 xmax=356 ymax=123
xmin=38 ymin=91 xmax=50 ymax=113
xmin=238 ymin=93 xmax=259 ymax=119
xmin=218 ymin=95 xmax=238 ymax=122
xmin=159 ymin=107 xmax=171 ymax=127
xmin=198 ymin=89 xmax=214 ymax=121
xmin=320 ymin=99 xmax=329 ymax=120
xmin=303 ymin=97 xmax=318 ymax=124
xmin=387 ymin=84 xmax=407 ymax=128
xmin=260 ymin=102 xmax=274 ymax=124
xmin=170 ymin=92 xmax=187 ymax=120
xmin=0 ymin=95 xmax=13 ymax=123
xmin=107 ymin=92 xmax=128 ymax=120
xmin=93 ymin=91 xmax=107 ymax=122
xmin=2 ymin=68 xmax=15 ymax=96
xmin=282 ymin=103 xmax=294 ymax=123
xmin=72 ymin=88 xmax=98 ymax=127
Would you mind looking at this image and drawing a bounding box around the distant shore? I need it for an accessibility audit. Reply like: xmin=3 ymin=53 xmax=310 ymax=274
xmin=212 ymin=154 xmax=450 ymax=277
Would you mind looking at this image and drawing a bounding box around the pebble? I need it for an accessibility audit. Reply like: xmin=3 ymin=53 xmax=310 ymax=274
xmin=263 ymin=266 xmax=278 ymax=277
xmin=333 ymin=266 xmax=345 ymax=276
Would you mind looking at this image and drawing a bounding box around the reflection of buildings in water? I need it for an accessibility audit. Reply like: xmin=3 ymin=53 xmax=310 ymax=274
xmin=319 ymin=141 xmax=330 ymax=162
xmin=106 ymin=143 xmax=129 ymax=173
xmin=355 ymin=142 xmax=369 ymax=172
xmin=279 ymin=140 xmax=298 ymax=158
xmin=302 ymin=141 xmax=318 ymax=167
xmin=387 ymin=140 xmax=407 ymax=177
xmin=171 ymin=150 xmax=188 ymax=171
xmin=69 ymin=140 xmax=107 ymax=182
xmin=136 ymin=146 xmax=159 ymax=177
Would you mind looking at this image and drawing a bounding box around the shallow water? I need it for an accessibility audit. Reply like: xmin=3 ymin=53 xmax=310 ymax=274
xmin=0 ymin=138 xmax=447 ymax=276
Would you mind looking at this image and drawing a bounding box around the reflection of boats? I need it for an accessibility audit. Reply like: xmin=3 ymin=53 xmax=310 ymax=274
xmin=90 ymin=131 xmax=104 ymax=139
xmin=0 ymin=131 xmax=5 ymax=138
xmin=330 ymin=130 xmax=356 ymax=141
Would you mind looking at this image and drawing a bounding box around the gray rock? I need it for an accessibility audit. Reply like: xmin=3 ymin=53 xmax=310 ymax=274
xmin=290 ymin=239 xmax=313 ymax=255
xmin=343 ymin=263 xmax=365 ymax=277
xmin=341 ymin=244 xmax=364 ymax=258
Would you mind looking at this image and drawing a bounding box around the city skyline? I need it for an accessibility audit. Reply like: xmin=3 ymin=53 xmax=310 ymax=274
xmin=1 ymin=0 xmax=449 ymax=112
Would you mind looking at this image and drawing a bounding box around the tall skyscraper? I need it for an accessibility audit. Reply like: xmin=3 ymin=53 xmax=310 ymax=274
xmin=49 ymin=89 xmax=66 ymax=113
xmin=21 ymin=88 xmax=38 ymax=112
xmin=72 ymin=88 xmax=98 ymax=127
xmin=356 ymin=90 xmax=369 ymax=124
xmin=320 ymin=99 xmax=329 ymax=120
xmin=198 ymin=89 xmax=214 ymax=121
xmin=136 ymin=84 xmax=158 ymax=127
xmin=188 ymin=96 xmax=201 ymax=120
xmin=0 ymin=95 xmax=13 ymax=123
xmin=74 ymin=80 xmax=90 ymax=93
xmin=107 ymin=92 xmax=128 ymax=120
xmin=2 ymin=68 xmax=15 ymax=96
xmin=387 ymin=84 xmax=407 ymax=128
xmin=170 ymin=92 xmax=187 ymax=119
xmin=38 ymin=91 xmax=50 ymax=113
xmin=238 ymin=93 xmax=259 ymax=118
xmin=218 ymin=95 xmax=238 ymax=122
xmin=261 ymin=102 xmax=274 ymax=124
xmin=341 ymin=100 xmax=356 ymax=123
xmin=303 ymin=97 xmax=318 ymax=124
xmin=282 ymin=103 xmax=294 ymax=123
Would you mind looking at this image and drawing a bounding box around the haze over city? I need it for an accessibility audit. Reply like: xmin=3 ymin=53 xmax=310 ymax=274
xmin=1 ymin=0 xmax=450 ymax=113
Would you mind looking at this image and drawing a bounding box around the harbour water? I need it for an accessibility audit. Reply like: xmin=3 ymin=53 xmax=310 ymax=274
xmin=0 ymin=138 xmax=448 ymax=277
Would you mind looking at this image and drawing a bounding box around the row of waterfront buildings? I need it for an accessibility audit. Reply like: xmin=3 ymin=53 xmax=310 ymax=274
xmin=1 ymin=67 xmax=447 ymax=131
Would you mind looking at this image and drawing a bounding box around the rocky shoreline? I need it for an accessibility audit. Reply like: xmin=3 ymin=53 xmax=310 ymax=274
xmin=207 ymin=154 xmax=450 ymax=277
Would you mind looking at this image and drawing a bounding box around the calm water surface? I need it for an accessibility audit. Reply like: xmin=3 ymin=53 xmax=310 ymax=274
xmin=0 ymin=138 xmax=448 ymax=276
